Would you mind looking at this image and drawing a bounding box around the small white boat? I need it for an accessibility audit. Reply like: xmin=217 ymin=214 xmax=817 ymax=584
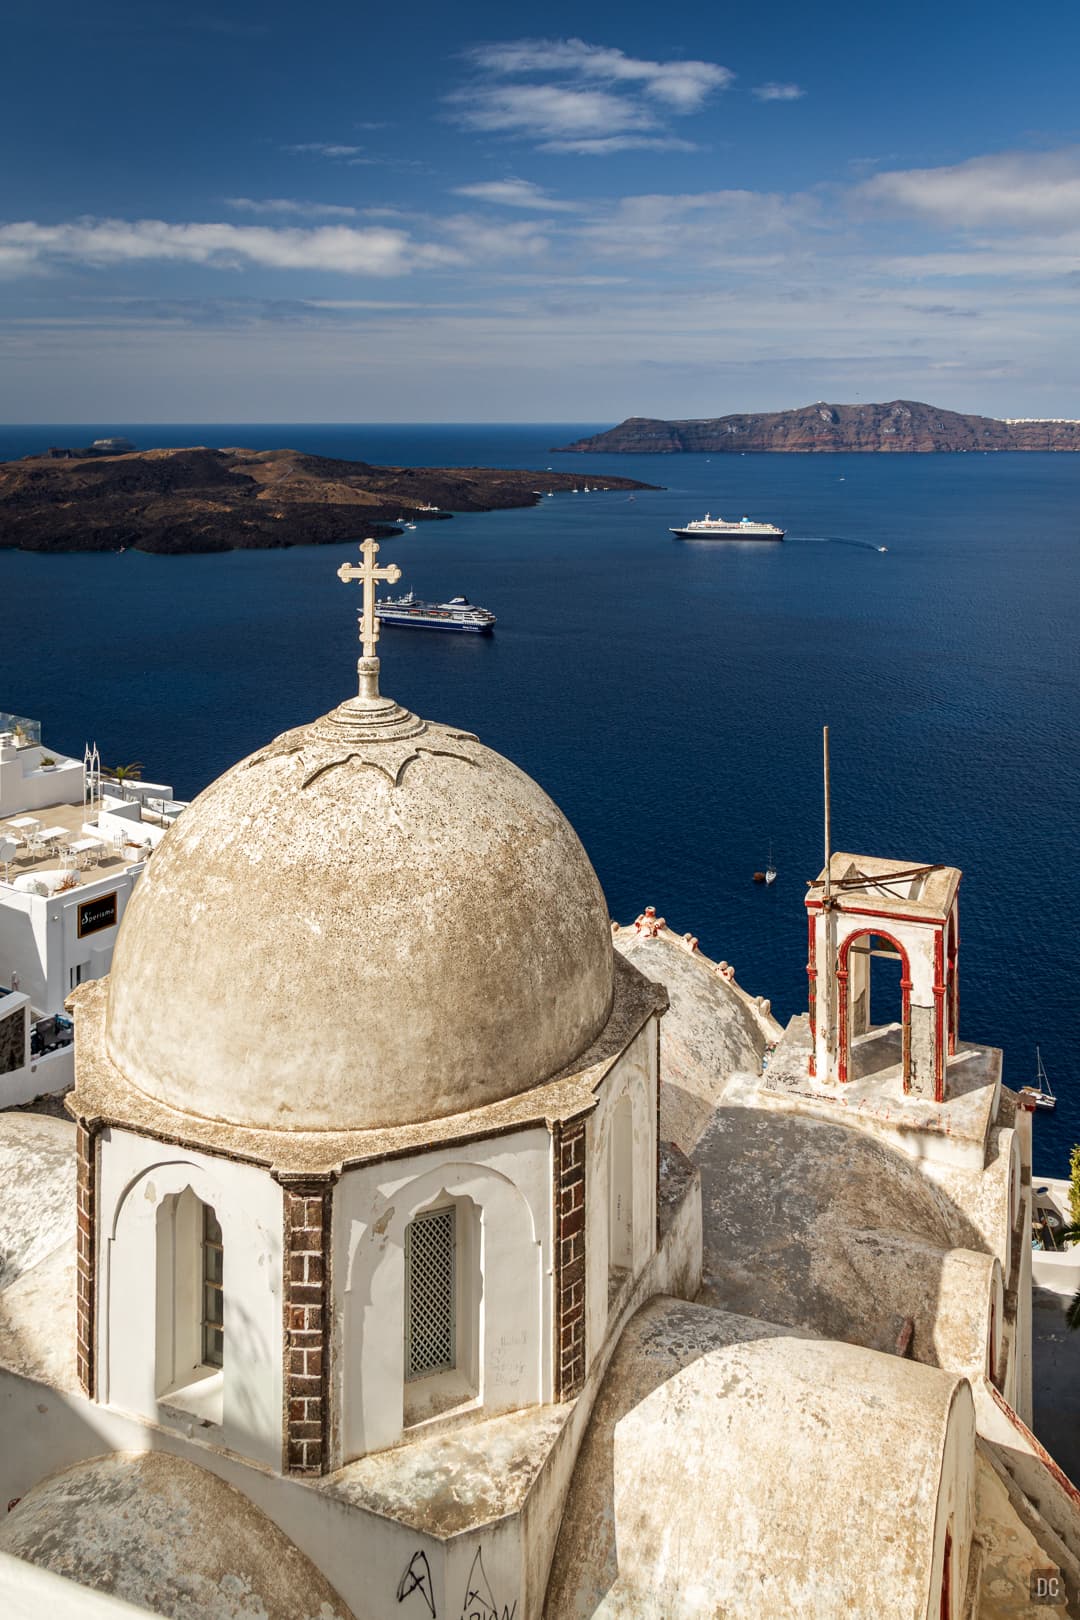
xmin=1019 ymin=1046 xmax=1057 ymax=1111
xmin=765 ymin=845 xmax=777 ymax=886
xmin=878 ymin=546 xmax=888 ymax=553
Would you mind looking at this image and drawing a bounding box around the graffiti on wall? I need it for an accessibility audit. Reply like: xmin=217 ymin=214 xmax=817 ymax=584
xmin=460 ymin=1547 xmax=517 ymax=1620
xmin=397 ymin=1550 xmax=436 ymax=1618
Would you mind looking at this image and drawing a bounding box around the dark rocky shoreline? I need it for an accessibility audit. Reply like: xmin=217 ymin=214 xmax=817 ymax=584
xmin=0 ymin=445 xmax=653 ymax=554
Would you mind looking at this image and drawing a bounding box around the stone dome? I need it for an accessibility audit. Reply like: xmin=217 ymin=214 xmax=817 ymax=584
xmin=105 ymin=685 xmax=614 ymax=1133
xmin=0 ymin=1450 xmax=354 ymax=1619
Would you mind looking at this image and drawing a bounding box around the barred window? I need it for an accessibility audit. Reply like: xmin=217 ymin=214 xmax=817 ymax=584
xmin=404 ymin=1206 xmax=456 ymax=1381
xmin=202 ymin=1204 xmax=224 ymax=1369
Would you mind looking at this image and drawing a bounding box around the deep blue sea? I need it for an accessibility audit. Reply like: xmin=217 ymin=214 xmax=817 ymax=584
xmin=2 ymin=424 xmax=1078 ymax=1171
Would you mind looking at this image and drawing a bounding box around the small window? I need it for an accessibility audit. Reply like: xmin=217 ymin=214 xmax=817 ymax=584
xmin=202 ymin=1204 xmax=224 ymax=1368
xmin=405 ymin=1206 xmax=455 ymax=1380
xmin=69 ymin=963 xmax=85 ymax=990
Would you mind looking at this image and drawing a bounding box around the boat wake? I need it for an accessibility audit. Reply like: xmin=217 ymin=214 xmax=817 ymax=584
xmin=788 ymin=535 xmax=886 ymax=552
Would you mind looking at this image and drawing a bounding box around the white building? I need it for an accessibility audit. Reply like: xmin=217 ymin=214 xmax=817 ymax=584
xmin=0 ymin=548 xmax=1076 ymax=1619
xmin=0 ymin=715 xmax=180 ymax=1108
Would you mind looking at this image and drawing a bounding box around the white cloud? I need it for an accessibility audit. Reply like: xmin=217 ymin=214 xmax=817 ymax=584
xmin=451 ymin=179 xmax=579 ymax=211
xmin=284 ymin=142 xmax=364 ymax=158
xmin=542 ymin=135 xmax=698 ymax=156
xmin=0 ymin=218 xmax=462 ymax=276
xmin=440 ymin=214 xmax=553 ymax=261
xmin=466 ymin=39 xmax=732 ymax=111
xmin=752 ymin=82 xmax=804 ymax=102
xmin=450 ymin=36 xmax=731 ymax=153
xmin=859 ymin=148 xmax=1080 ymax=233
xmin=225 ymin=197 xmax=359 ymax=217
xmin=577 ymin=188 xmax=821 ymax=261
xmin=449 ymin=83 xmax=654 ymax=141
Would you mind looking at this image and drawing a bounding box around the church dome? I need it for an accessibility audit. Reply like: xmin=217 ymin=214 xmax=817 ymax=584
xmin=105 ymin=678 xmax=614 ymax=1134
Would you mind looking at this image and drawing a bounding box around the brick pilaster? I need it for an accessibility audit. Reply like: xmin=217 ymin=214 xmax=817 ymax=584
xmin=553 ymin=1117 xmax=587 ymax=1399
xmin=281 ymin=1181 xmax=332 ymax=1475
xmin=75 ymin=1121 xmax=97 ymax=1397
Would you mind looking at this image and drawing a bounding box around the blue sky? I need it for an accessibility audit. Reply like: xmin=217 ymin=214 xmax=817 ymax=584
xmin=3 ymin=0 xmax=1080 ymax=421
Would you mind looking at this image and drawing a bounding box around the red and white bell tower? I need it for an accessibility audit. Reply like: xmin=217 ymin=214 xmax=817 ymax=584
xmin=806 ymin=852 xmax=961 ymax=1102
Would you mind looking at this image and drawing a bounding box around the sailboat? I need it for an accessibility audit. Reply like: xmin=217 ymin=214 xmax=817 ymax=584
xmin=1019 ymin=1046 xmax=1057 ymax=1111
xmin=753 ymin=847 xmax=778 ymax=886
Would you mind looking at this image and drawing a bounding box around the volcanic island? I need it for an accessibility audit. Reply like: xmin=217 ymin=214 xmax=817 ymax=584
xmin=0 ymin=446 xmax=653 ymax=554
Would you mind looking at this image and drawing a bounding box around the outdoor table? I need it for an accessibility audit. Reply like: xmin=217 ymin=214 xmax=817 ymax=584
xmin=6 ymin=816 xmax=41 ymax=832
xmin=66 ymin=836 xmax=105 ymax=869
xmin=35 ymin=825 xmax=69 ymax=848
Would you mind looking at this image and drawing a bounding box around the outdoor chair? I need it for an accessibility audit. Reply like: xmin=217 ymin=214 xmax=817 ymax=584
xmin=33 ymin=1016 xmax=58 ymax=1054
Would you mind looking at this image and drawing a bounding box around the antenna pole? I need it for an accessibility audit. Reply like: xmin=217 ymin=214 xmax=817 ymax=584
xmin=823 ymin=725 xmax=832 ymax=904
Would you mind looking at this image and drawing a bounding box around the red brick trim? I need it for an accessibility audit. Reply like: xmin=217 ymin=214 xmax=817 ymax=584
xmin=281 ymin=1181 xmax=332 ymax=1475
xmin=989 ymin=1382 xmax=1080 ymax=1511
xmin=553 ymin=1117 xmax=587 ymax=1400
xmin=75 ymin=1121 xmax=97 ymax=1398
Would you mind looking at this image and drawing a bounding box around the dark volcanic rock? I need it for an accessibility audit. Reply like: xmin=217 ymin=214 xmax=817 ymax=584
xmin=0 ymin=446 xmax=653 ymax=554
xmin=556 ymin=400 xmax=1080 ymax=454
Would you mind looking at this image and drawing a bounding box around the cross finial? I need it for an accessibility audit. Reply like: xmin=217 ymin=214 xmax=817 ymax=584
xmin=338 ymin=538 xmax=402 ymax=661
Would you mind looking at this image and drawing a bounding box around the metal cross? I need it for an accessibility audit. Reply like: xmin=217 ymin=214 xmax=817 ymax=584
xmin=337 ymin=538 xmax=402 ymax=659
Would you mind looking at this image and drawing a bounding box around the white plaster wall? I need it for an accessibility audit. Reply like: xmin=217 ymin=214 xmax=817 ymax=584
xmin=0 ymin=1037 xmax=73 ymax=1110
xmin=0 ymin=749 xmax=83 ymax=818
xmin=0 ymin=1548 xmax=151 ymax=1620
xmin=585 ymin=1024 xmax=658 ymax=1367
xmin=335 ymin=1126 xmax=552 ymax=1463
xmin=0 ymin=1117 xmax=702 ymax=1620
xmin=0 ymin=868 xmax=141 ymax=1015
xmin=0 ymin=1365 xmax=486 ymax=1620
xmin=97 ymin=1128 xmax=283 ymax=1470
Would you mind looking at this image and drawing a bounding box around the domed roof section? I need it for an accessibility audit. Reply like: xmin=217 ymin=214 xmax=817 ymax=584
xmin=105 ymin=681 xmax=614 ymax=1133
xmin=546 ymin=1297 xmax=972 ymax=1619
xmin=0 ymin=1451 xmax=354 ymax=1619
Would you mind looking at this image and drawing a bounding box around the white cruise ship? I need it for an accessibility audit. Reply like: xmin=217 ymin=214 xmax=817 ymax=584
xmin=376 ymin=593 xmax=496 ymax=633
xmin=670 ymin=513 xmax=785 ymax=541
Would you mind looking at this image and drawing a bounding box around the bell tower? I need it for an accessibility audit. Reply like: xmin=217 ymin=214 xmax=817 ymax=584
xmin=806 ymin=853 xmax=961 ymax=1100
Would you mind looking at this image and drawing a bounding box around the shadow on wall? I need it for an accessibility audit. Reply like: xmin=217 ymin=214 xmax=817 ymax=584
xmin=691 ymin=1102 xmax=1012 ymax=1383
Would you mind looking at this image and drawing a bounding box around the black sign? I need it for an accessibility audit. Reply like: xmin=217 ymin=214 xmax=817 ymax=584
xmin=77 ymin=893 xmax=118 ymax=938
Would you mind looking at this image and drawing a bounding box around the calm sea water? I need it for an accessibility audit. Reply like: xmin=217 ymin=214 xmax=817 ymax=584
xmin=2 ymin=424 xmax=1078 ymax=1171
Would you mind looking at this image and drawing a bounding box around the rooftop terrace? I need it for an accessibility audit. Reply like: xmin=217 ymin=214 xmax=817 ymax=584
xmin=1 ymin=799 xmax=156 ymax=892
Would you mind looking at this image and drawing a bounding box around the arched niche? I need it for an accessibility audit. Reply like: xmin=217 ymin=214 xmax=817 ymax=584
xmin=154 ymin=1185 xmax=224 ymax=1424
xmin=608 ymin=1096 xmax=634 ymax=1276
xmin=340 ymin=1159 xmax=542 ymax=1461
xmin=99 ymin=1141 xmax=282 ymax=1468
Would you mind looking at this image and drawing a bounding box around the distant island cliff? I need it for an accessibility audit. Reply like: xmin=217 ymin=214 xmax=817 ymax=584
xmin=556 ymin=400 xmax=1080 ymax=454
xmin=0 ymin=446 xmax=651 ymax=554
